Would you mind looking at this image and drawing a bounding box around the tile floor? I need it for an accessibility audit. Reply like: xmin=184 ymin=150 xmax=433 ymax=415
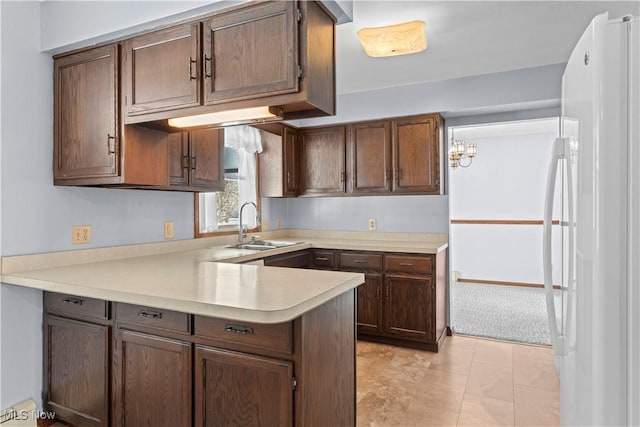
xmin=357 ymin=335 xmax=560 ymax=427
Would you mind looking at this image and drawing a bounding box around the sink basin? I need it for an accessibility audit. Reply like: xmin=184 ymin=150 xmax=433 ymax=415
xmin=226 ymin=240 xmax=302 ymax=251
xmin=229 ymin=244 xmax=277 ymax=251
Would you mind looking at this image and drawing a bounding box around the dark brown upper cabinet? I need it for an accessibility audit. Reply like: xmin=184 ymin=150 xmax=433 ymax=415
xmin=299 ymin=126 xmax=346 ymax=196
xmin=258 ymin=124 xmax=299 ymax=197
xmin=296 ymin=113 xmax=441 ymax=198
xmin=54 ymin=45 xmax=169 ymax=187
xmin=392 ymin=115 xmax=441 ymax=194
xmin=122 ymin=23 xmax=201 ymax=117
xmin=204 ymin=1 xmax=298 ymax=104
xmin=347 ymin=121 xmax=392 ymax=195
xmin=168 ymin=128 xmax=224 ymax=192
xmin=54 ymin=45 xmax=119 ymax=182
xmin=122 ymin=1 xmax=335 ymax=125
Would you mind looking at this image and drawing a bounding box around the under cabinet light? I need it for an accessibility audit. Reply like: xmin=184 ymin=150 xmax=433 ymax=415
xmin=168 ymin=106 xmax=283 ymax=128
xmin=357 ymin=20 xmax=427 ymax=58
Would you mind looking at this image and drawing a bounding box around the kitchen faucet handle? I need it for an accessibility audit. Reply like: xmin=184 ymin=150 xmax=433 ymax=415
xmin=251 ymin=235 xmax=260 ymax=242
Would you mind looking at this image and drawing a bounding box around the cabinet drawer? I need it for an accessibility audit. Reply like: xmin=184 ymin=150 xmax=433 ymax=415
xmin=264 ymin=250 xmax=310 ymax=268
xmin=115 ymin=303 xmax=191 ymax=335
xmin=311 ymin=250 xmax=337 ymax=269
xmin=44 ymin=292 xmax=109 ymax=321
xmin=340 ymin=252 xmax=382 ymax=271
xmin=194 ymin=316 xmax=293 ymax=354
xmin=385 ymin=255 xmax=433 ymax=275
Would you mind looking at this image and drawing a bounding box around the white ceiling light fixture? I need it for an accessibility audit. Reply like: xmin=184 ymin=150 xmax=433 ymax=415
xmin=357 ymin=20 xmax=427 ymax=58
xmin=168 ymin=106 xmax=283 ymax=128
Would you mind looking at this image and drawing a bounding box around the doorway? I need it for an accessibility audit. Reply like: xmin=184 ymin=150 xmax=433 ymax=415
xmin=447 ymin=118 xmax=562 ymax=345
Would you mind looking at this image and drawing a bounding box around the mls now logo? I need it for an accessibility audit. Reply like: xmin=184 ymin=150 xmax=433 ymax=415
xmin=1 ymin=408 xmax=56 ymax=422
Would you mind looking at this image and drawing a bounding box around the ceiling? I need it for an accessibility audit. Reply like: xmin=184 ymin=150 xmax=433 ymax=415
xmin=336 ymin=1 xmax=638 ymax=95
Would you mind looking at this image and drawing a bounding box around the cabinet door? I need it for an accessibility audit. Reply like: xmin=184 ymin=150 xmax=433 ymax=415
xmin=44 ymin=315 xmax=109 ymax=427
xmin=54 ymin=44 xmax=118 ymax=181
xmin=113 ymin=330 xmax=191 ymax=427
xmin=204 ymin=1 xmax=299 ymax=104
xmin=347 ymin=121 xmax=391 ymax=194
xmin=194 ymin=346 xmax=293 ymax=427
xmin=283 ymin=126 xmax=299 ymax=196
xmin=123 ymin=23 xmax=200 ymax=116
xmin=356 ymin=274 xmax=382 ymax=335
xmin=168 ymin=132 xmax=189 ymax=187
xmin=300 ymin=127 xmax=346 ymax=195
xmin=383 ymin=275 xmax=434 ymax=341
xmin=392 ymin=115 xmax=440 ymax=194
xmin=189 ymin=128 xmax=225 ymax=190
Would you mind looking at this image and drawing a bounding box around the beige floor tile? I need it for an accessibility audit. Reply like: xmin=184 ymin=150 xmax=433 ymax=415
xmin=465 ymin=360 xmax=514 ymax=403
xmin=514 ymin=384 xmax=560 ymax=427
xmin=457 ymin=395 xmax=515 ymax=426
xmin=512 ymin=343 xmax=554 ymax=362
xmin=443 ymin=334 xmax=478 ymax=351
xmin=473 ymin=339 xmax=514 ymax=368
xmin=356 ymin=339 xmax=560 ymax=427
xmin=430 ymin=347 xmax=475 ymax=375
xmin=513 ymin=355 xmax=559 ymax=391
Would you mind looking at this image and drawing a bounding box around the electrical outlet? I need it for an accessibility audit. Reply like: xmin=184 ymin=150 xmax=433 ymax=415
xmin=368 ymin=218 xmax=377 ymax=231
xmin=72 ymin=225 xmax=91 ymax=244
xmin=164 ymin=221 xmax=175 ymax=239
xmin=262 ymin=219 xmax=270 ymax=230
xmin=276 ymin=218 xmax=282 ymax=229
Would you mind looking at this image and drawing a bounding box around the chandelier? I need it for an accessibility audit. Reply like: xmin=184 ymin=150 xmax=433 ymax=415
xmin=449 ymin=129 xmax=477 ymax=169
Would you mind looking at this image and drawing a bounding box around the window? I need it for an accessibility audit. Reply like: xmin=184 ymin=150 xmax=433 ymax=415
xmin=196 ymin=126 xmax=262 ymax=237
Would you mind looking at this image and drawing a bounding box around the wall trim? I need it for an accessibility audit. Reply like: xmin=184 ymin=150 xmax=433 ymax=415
xmin=457 ymin=278 xmax=561 ymax=290
xmin=450 ymin=219 xmax=560 ymax=225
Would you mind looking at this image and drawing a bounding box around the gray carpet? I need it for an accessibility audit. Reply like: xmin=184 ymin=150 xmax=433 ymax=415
xmin=451 ymin=281 xmax=562 ymax=345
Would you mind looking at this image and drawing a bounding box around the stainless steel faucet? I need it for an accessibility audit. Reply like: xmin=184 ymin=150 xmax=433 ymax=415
xmin=238 ymin=201 xmax=260 ymax=243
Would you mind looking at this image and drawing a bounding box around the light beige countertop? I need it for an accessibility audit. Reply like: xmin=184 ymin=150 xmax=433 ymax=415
xmin=0 ymin=230 xmax=447 ymax=324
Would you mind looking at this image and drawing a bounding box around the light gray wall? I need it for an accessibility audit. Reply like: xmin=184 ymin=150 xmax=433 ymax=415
xmin=42 ymin=1 xmax=224 ymax=53
xmin=284 ymin=195 xmax=449 ymax=233
xmin=0 ymin=1 xmax=193 ymax=409
xmin=279 ymin=66 xmax=563 ymax=234
xmin=290 ymin=63 xmax=563 ymax=127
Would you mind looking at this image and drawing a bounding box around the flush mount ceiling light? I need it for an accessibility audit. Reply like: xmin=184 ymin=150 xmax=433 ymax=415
xmin=357 ymin=20 xmax=426 ymax=58
xmin=168 ymin=106 xmax=283 ymax=128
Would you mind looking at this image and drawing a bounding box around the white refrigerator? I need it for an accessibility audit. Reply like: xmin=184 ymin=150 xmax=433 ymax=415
xmin=543 ymin=12 xmax=639 ymax=426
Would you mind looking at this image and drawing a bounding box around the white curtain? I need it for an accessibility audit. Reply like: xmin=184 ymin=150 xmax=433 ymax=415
xmin=224 ymin=126 xmax=262 ymax=227
xmin=199 ymin=192 xmax=218 ymax=232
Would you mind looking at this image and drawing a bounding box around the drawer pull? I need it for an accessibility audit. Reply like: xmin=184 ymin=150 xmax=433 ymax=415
xmin=224 ymin=324 xmax=254 ymax=335
xmin=315 ymin=257 xmax=329 ymax=261
xmin=400 ymin=263 xmax=415 ymax=267
xmin=63 ymin=297 xmax=83 ymax=306
xmin=354 ymin=260 xmax=368 ymax=264
xmin=138 ymin=309 xmax=163 ymax=319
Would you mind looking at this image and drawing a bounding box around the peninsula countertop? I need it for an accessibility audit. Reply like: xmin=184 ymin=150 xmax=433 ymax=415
xmin=1 ymin=246 xmax=363 ymax=324
xmin=0 ymin=230 xmax=448 ymax=323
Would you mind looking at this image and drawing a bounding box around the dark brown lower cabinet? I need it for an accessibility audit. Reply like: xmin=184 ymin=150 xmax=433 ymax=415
xmin=44 ymin=315 xmax=110 ymax=427
xmin=263 ymin=249 xmax=310 ymax=268
xmin=325 ymin=249 xmax=448 ymax=352
xmin=356 ymin=274 xmax=382 ymax=334
xmin=194 ymin=346 xmax=293 ymax=427
xmin=113 ymin=330 xmax=192 ymax=427
xmin=383 ymin=275 xmax=434 ymax=341
xmin=44 ymin=289 xmax=356 ymax=427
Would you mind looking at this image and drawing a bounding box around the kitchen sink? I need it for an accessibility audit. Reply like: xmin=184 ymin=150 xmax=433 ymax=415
xmin=226 ymin=240 xmax=303 ymax=251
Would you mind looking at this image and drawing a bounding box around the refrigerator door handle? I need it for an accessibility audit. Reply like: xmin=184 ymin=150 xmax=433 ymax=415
xmin=543 ymin=137 xmax=566 ymax=356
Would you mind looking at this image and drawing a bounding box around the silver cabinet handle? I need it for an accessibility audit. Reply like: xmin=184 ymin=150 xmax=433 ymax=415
xmin=224 ymin=324 xmax=254 ymax=335
xmin=138 ymin=309 xmax=162 ymax=319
